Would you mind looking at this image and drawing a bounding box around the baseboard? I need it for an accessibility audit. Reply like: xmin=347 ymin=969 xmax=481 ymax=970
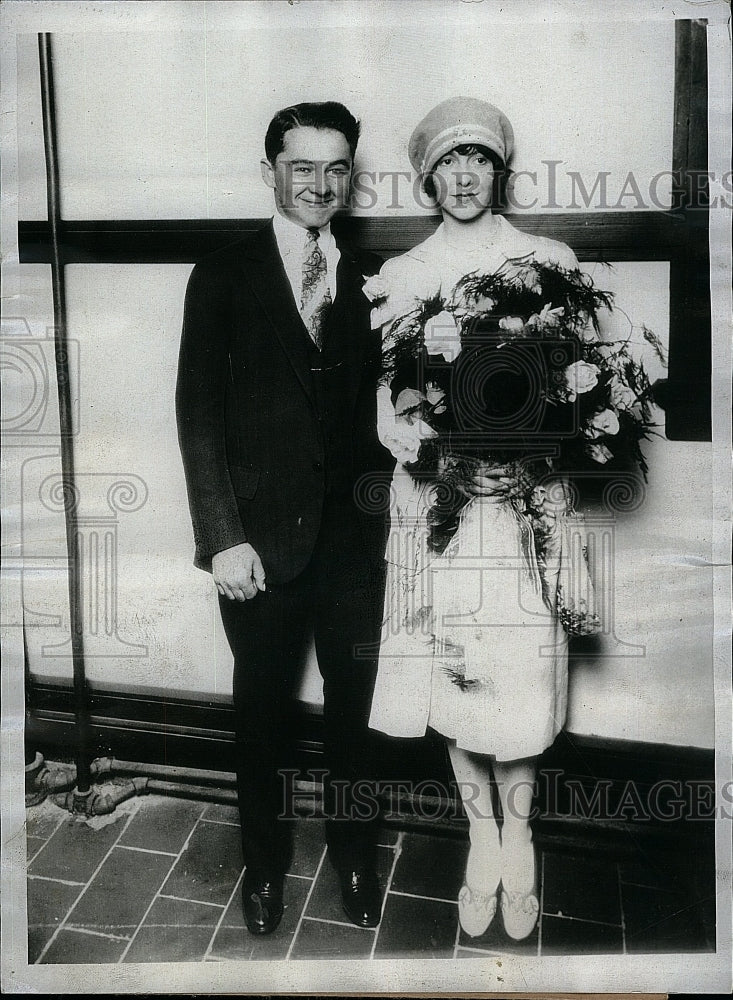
xmin=27 ymin=680 xmax=716 ymax=847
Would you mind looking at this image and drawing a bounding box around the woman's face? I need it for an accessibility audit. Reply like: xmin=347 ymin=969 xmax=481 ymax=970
xmin=430 ymin=147 xmax=495 ymax=221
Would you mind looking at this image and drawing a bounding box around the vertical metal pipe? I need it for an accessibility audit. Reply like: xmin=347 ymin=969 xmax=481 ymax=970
xmin=37 ymin=32 xmax=92 ymax=793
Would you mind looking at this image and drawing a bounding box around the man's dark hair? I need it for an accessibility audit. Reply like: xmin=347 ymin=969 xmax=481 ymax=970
xmin=265 ymin=102 xmax=361 ymax=163
xmin=423 ymin=143 xmax=508 ymax=211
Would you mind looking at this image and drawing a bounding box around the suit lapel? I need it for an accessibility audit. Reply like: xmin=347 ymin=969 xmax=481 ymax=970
xmin=322 ymin=245 xmax=372 ymax=404
xmin=239 ymin=224 xmax=370 ymax=407
xmin=321 ymin=243 xmax=365 ymax=353
xmin=240 ymin=222 xmax=316 ymax=407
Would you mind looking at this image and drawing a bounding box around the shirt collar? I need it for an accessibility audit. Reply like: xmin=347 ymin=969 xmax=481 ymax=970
xmin=272 ymin=210 xmax=334 ymax=256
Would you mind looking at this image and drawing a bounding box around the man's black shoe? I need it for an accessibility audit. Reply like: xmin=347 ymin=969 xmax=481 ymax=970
xmin=241 ymin=872 xmax=284 ymax=935
xmin=340 ymin=869 xmax=382 ymax=928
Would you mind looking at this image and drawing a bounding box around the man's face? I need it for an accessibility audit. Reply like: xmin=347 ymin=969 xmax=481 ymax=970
xmin=261 ymin=126 xmax=353 ymax=229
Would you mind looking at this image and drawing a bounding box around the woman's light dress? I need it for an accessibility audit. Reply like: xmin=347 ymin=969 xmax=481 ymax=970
xmin=368 ymin=215 xmax=586 ymax=762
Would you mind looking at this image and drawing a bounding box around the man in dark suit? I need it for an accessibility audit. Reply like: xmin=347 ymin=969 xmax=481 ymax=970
xmin=176 ymin=102 xmax=392 ymax=936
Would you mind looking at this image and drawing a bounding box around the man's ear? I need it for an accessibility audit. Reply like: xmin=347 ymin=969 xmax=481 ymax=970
xmin=260 ymin=158 xmax=276 ymax=189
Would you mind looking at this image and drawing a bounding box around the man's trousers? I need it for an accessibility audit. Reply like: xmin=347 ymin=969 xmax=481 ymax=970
xmin=218 ymin=495 xmax=387 ymax=878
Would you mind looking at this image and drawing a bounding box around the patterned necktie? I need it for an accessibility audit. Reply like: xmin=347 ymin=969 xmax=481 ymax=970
xmin=301 ymin=228 xmax=332 ymax=351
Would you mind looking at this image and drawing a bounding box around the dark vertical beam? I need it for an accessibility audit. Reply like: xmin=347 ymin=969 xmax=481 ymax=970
xmin=38 ymin=33 xmax=92 ymax=793
xmin=666 ymin=19 xmax=711 ymax=440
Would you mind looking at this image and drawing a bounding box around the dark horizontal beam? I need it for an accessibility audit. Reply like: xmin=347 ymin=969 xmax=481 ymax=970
xmin=26 ymin=681 xmax=715 ymax=842
xmin=17 ymin=209 xmax=710 ymax=441
xmin=18 ymin=211 xmax=688 ymax=265
xmin=26 ymin=682 xmax=451 ymax=784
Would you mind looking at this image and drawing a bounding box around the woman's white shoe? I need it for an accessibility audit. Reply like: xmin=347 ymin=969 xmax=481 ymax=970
xmin=500 ymin=887 xmax=539 ymax=940
xmin=499 ymin=832 xmax=539 ymax=940
xmin=458 ymin=883 xmax=498 ymax=937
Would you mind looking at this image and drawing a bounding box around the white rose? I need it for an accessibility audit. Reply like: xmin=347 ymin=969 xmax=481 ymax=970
xmin=584 ymin=407 xmax=621 ymax=439
xmin=578 ymin=323 xmax=599 ymax=342
xmin=425 ymin=381 xmax=447 ymax=415
xmin=541 ymin=303 xmax=565 ymax=328
xmin=499 ymin=315 xmax=525 ymax=334
xmin=378 ymin=384 xmax=434 ymax=464
xmin=526 ymin=303 xmax=565 ymax=331
xmin=608 ymin=375 xmax=637 ymax=412
xmin=471 ymin=294 xmax=496 ymax=313
xmin=394 ymin=388 xmax=426 ymax=423
xmin=386 ymin=427 xmax=423 ymax=465
xmin=564 ymin=361 xmax=601 ymax=401
xmin=384 ymin=388 xmax=438 ymax=464
xmin=585 ymin=442 xmax=614 ymax=464
xmin=423 ymin=310 xmax=462 ymax=361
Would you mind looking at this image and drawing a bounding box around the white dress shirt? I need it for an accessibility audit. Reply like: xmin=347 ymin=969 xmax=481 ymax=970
xmin=271 ymin=211 xmax=341 ymax=310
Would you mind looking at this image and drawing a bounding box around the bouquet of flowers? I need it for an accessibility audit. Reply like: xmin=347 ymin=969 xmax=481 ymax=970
xmin=365 ymin=255 xmax=665 ymax=558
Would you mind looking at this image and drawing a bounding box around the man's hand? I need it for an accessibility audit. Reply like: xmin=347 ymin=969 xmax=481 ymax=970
xmin=212 ymin=542 xmax=266 ymax=601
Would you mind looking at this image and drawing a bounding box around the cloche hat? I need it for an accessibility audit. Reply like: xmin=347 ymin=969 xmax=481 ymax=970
xmin=408 ymin=96 xmax=514 ymax=176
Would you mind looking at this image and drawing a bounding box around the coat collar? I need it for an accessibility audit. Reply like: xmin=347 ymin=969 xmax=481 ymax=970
xmin=240 ymin=217 xmax=358 ymax=265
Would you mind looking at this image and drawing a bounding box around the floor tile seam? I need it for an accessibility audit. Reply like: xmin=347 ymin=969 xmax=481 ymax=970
xmin=117 ymin=807 xmax=206 ymax=964
xmin=115 ymin=890 xmax=172 ymax=963
xmin=202 ymin=866 xmax=246 ymax=961
xmin=622 ymin=892 xmax=713 ymax=929
xmin=286 ymin=844 xmax=329 ymax=960
xmin=33 ymin=798 xmax=144 ymax=964
xmin=27 ymin=873 xmax=86 ymax=888
xmin=62 ymin=925 xmax=132 ymax=942
xmin=456 ymin=945 xmax=506 ymax=956
xmin=699 ymin=888 xmax=718 ymax=952
xmin=537 ymin=841 xmax=546 ymax=957
xmin=131 ymin=922 xmax=220 ymax=930
xmin=301 ymin=914 xmax=376 ymax=931
xmin=541 ymin=910 xmax=624 ymax=929
xmin=116 ymin=844 xmax=179 ymax=858
xmin=451 ymin=906 xmax=462 ymax=959
xmin=388 ymin=888 xmax=458 ymax=906
xmin=622 ymin=910 xmax=703 ymax=942
xmin=370 ymin=830 xmax=403 ymax=960
xmin=618 ymin=875 xmax=691 ymax=892
xmin=158 ymin=892 xmax=225 ymax=909
xmin=285 ymin=872 xmax=314 ymax=882
xmin=65 ymin=921 xmax=152 ymax=933
xmin=26 ymin=840 xmax=55 ymax=867
xmin=25 ymin=808 xmax=73 ymax=861
xmin=176 ymin=807 xmax=210 ymax=854
xmin=616 ymin=860 xmax=628 ymax=954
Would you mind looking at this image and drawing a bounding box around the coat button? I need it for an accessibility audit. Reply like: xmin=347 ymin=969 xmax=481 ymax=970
xmin=313 ymin=461 xmax=323 ymax=472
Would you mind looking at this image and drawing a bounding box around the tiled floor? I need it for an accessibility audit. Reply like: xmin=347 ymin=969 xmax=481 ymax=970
xmin=26 ymin=793 xmax=717 ymax=963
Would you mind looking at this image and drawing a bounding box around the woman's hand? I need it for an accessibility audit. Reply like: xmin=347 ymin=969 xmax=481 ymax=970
xmin=468 ymin=463 xmax=513 ymax=497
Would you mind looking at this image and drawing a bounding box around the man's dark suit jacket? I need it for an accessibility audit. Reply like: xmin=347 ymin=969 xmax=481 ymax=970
xmin=176 ymin=220 xmax=392 ymax=585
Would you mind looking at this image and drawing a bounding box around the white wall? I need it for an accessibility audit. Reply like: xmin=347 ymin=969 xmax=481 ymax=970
xmin=13 ymin=19 xmax=716 ymax=746
xmin=17 ymin=20 xmax=674 ymax=219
